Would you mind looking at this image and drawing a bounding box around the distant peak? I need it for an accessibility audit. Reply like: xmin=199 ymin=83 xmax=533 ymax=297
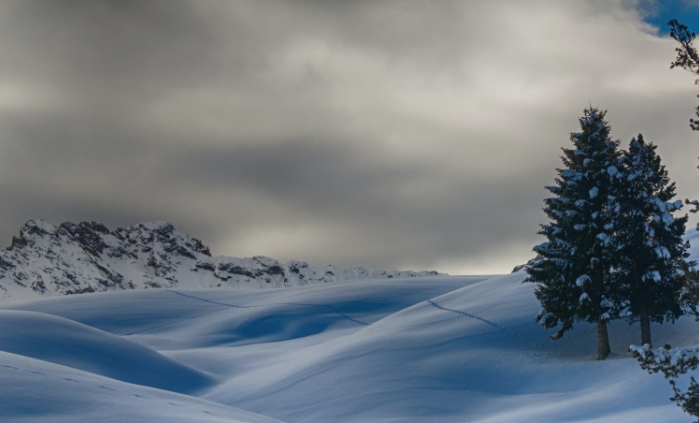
xmin=21 ymin=219 xmax=57 ymax=234
xmin=59 ymin=221 xmax=111 ymax=234
xmin=136 ymin=221 xmax=175 ymax=231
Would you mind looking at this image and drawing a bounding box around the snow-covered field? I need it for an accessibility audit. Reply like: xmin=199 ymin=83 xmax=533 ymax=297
xmin=2 ymin=262 xmax=699 ymax=423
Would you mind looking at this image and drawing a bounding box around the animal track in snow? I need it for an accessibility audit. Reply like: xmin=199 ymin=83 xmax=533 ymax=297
xmin=428 ymin=300 xmax=540 ymax=348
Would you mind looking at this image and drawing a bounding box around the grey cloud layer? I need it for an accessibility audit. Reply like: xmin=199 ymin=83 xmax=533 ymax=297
xmin=0 ymin=0 xmax=697 ymax=274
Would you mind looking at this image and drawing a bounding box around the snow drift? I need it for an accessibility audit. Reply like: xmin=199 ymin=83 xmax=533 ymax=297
xmin=0 ymin=310 xmax=213 ymax=394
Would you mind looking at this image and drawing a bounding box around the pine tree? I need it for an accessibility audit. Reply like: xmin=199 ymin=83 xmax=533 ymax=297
xmin=611 ymin=134 xmax=690 ymax=347
xmin=668 ymin=20 xmax=699 ymax=131
xmin=526 ymin=107 xmax=620 ymax=360
xmin=632 ymin=344 xmax=699 ymax=422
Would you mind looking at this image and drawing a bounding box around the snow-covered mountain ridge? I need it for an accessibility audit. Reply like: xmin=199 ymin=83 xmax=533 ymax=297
xmin=0 ymin=219 xmax=441 ymax=301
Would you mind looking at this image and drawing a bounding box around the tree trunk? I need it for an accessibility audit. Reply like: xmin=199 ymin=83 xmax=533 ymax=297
xmin=597 ymin=320 xmax=611 ymax=360
xmin=640 ymin=308 xmax=652 ymax=347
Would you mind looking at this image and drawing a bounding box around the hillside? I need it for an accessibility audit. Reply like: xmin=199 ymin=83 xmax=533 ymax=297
xmin=2 ymin=230 xmax=698 ymax=422
xmin=0 ymin=219 xmax=440 ymax=301
xmin=2 ymin=258 xmax=699 ymax=422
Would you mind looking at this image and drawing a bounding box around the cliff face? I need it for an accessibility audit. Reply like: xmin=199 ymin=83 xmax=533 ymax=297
xmin=0 ymin=219 xmax=441 ymax=301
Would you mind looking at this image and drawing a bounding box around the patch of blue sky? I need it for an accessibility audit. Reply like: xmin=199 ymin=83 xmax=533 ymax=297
xmin=640 ymin=0 xmax=699 ymax=35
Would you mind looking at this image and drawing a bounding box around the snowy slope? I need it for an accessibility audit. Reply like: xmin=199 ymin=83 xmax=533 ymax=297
xmin=194 ymin=273 xmax=695 ymax=423
xmin=2 ymin=268 xmax=698 ymax=423
xmin=0 ymin=352 xmax=284 ymax=423
xmin=0 ymin=310 xmax=213 ymax=394
xmin=0 ymin=219 xmax=441 ymax=301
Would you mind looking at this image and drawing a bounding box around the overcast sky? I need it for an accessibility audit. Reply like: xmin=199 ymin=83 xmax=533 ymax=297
xmin=1 ymin=0 xmax=699 ymax=274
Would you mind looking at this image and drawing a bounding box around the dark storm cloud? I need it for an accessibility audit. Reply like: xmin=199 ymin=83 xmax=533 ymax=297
xmin=0 ymin=0 xmax=697 ymax=274
xmin=161 ymin=138 xmax=544 ymax=271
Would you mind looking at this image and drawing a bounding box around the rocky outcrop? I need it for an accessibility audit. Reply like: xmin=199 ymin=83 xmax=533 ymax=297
xmin=0 ymin=219 xmax=442 ymax=301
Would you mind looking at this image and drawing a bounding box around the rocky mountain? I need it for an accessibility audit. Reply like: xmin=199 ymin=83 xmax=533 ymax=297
xmin=0 ymin=219 xmax=442 ymax=301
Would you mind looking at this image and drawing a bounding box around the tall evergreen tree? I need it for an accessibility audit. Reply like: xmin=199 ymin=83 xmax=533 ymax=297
xmin=526 ymin=107 xmax=620 ymax=360
xmin=611 ymin=134 xmax=690 ymax=347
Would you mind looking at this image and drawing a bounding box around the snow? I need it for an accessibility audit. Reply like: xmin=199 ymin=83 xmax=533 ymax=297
xmin=655 ymin=246 xmax=671 ymax=259
xmin=4 ymin=228 xmax=699 ymax=422
xmin=643 ymin=271 xmax=662 ymax=282
xmin=630 ymin=344 xmax=699 ymax=366
xmin=0 ymin=352 xmax=283 ymax=423
xmin=0 ymin=220 xmax=442 ymax=301
xmin=0 ymin=267 xmax=697 ymax=423
xmin=0 ymin=310 xmax=213 ymax=394
xmin=138 ymin=220 xmax=175 ymax=230
xmin=576 ymin=274 xmax=591 ymax=286
xmin=589 ymin=186 xmax=599 ymax=199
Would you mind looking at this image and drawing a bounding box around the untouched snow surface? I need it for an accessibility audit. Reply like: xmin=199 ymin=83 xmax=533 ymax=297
xmin=1 ymin=269 xmax=698 ymax=423
xmin=0 ymin=352 xmax=284 ymax=423
xmin=0 ymin=310 xmax=213 ymax=394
